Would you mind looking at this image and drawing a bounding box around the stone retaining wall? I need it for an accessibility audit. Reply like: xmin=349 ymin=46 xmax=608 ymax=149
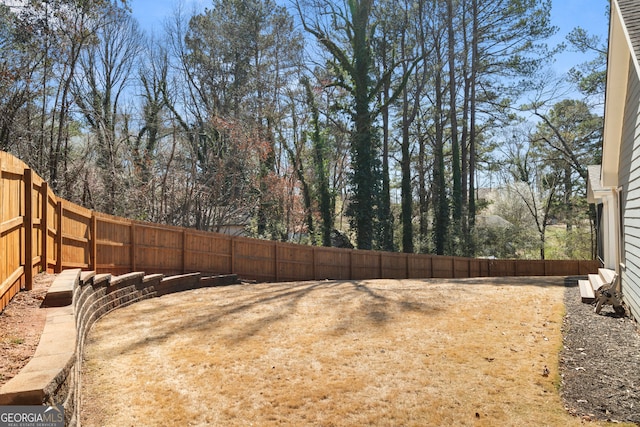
xmin=0 ymin=269 xmax=239 ymax=426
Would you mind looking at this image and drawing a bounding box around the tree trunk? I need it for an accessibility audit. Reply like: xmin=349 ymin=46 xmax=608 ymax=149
xmin=401 ymin=84 xmax=413 ymax=253
xmin=379 ymin=40 xmax=394 ymax=252
xmin=467 ymin=0 xmax=479 ymax=255
xmin=350 ymin=0 xmax=376 ymax=250
xmin=433 ymin=59 xmax=448 ymax=255
xmin=447 ymin=0 xmax=462 ymax=254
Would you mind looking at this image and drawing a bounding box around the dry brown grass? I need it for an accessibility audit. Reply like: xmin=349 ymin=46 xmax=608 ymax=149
xmin=81 ymin=277 xmax=617 ymax=426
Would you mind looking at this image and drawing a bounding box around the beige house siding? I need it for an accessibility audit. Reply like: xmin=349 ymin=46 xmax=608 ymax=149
xmin=618 ymin=55 xmax=640 ymax=319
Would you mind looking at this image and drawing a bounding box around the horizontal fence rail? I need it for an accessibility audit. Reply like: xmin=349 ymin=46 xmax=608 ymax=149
xmin=0 ymin=150 xmax=600 ymax=312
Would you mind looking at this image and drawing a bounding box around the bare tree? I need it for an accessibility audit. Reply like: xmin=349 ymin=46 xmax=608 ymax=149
xmin=501 ymin=127 xmax=559 ymax=259
xmin=73 ymin=9 xmax=142 ymax=215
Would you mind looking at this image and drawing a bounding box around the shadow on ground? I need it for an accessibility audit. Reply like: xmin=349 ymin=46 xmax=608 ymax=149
xmin=101 ymin=279 xmax=454 ymax=355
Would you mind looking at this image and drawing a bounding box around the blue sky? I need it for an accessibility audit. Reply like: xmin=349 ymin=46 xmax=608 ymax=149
xmin=130 ymin=0 xmax=610 ymax=75
xmin=548 ymin=0 xmax=609 ymax=73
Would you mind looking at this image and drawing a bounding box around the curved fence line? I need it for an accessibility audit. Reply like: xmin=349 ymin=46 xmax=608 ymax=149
xmin=0 ymin=150 xmax=600 ymax=312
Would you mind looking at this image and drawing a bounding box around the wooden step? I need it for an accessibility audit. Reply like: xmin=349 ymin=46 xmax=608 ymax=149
xmin=578 ymin=279 xmax=595 ymax=303
xmin=588 ymin=273 xmax=605 ymax=290
xmin=598 ymin=268 xmax=616 ymax=285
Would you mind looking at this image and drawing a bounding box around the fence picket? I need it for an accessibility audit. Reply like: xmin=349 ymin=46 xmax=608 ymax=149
xmin=24 ymin=169 xmax=33 ymax=290
xmin=55 ymin=201 xmax=62 ymax=273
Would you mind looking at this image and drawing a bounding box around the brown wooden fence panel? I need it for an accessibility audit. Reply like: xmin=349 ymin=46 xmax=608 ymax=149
xmin=407 ymin=254 xmax=433 ymax=278
xmin=453 ymin=257 xmax=471 ymax=278
xmin=381 ymin=252 xmax=408 ymax=279
xmin=233 ymin=236 xmax=276 ymax=281
xmin=513 ymin=260 xmax=545 ymax=276
xmin=133 ymin=222 xmax=184 ymax=275
xmin=490 ymin=259 xmax=515 ymax=276
xmin=579 ymin=260 xmax=600 ymax=275
xmin=184 ymin=230 xmax=232 ymax=275
xmin=95 ymin=213 xmax=132 ymax=275
xmin=544 ymin=260 xmax=577 ymax=276
xmin=0 ymin=153 xmax=25 ymax=311
xmin=314 ymin=247 xmax=351 ymax=280
xmin=276 ymin=242 xmax=315 ymax=282
xmin=469 ymin=258 xmax=489 ymax=277
xmin=45 ymin=187 xmax=58 ymax=272
xmin=60 ymin=200 xmax=92 ymax=270
xmin=432 ymin=256 xmax=455 ymax=278
xmin=30 ymin=175 xmax=45 ymax=277
xmin=351 ymin=251 xmax=381 ymax=280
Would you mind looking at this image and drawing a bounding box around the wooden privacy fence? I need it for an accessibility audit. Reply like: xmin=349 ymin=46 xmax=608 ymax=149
xmin=0 ymin=151 xmax=600 ymax=312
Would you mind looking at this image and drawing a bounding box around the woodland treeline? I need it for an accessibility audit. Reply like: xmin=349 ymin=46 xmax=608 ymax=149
xmin=0 ymin=0 xmax=605 ymax=258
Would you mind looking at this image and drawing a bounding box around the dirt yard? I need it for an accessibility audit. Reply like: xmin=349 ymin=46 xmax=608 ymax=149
xmin=79 ymin=277 xmax=635 ymax=427
xmin=0 ymin=273 xmax=53 ymax=386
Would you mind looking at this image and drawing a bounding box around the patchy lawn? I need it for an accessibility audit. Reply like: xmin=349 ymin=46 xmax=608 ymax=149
xmin=81 ymin=277 xmax=618 ymax=426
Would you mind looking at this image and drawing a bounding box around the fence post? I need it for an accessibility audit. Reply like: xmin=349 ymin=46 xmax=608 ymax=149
xmin=430 ymin=255 xmax=434 ymax=277
xmin=130 ymin=222 xmax=136 ymax=272
xmin=544 ymin=260 xmax=548 ymax=276
xmin=41 ymin=182 xmax=48 ymax=273
xmin=55 ymin=201 xmax=62 ymax=273
xmin=0 ymin=158 xmax=3 ymax=284
xmin=24 ymin=168 xmax=33 ymax=290
xmin=312 ymin=247 xmax=317 ymax=280
xmin=274 ymin=241 xmax=279 ymax=282
xmin=349 ymin=250 xmax=353 ymax=280
xmin=405 ymin=254 xmax=409 ymax=279
xmin=90 ymin=213 xmax=97 ymax=271
xmin=230 ymin=236 xmax=235 ymax=275
xmin=182 ymin=229 xmax=187 ymax=274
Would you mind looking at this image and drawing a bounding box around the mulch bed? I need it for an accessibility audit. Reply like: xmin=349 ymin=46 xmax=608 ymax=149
xmin=560 ymin=279 xmax=640 ymax=424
